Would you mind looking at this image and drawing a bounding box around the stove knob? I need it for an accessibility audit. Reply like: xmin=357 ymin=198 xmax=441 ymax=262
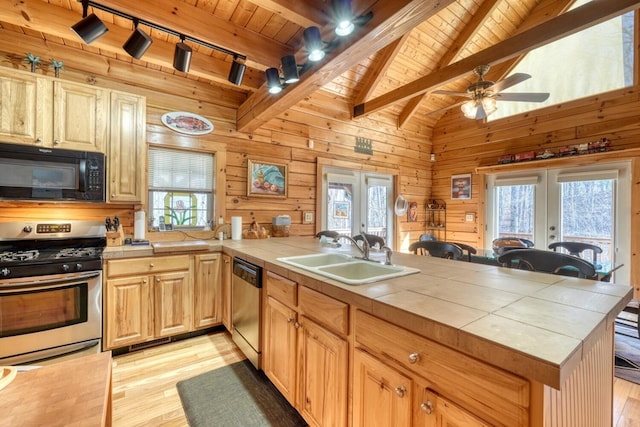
xmin=22 ymin=226 xmax=32 ymax=233
xmin=62 ymin=264 xmax=70 ymax=272
xmin=76 ymin=263 xmax=83 ymax=271
xmin=0 ymin=268 xmax=10 ymax=277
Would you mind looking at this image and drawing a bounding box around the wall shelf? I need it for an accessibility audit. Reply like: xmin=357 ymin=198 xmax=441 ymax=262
xmin=424 ymin=199 xmax=446 ymax=240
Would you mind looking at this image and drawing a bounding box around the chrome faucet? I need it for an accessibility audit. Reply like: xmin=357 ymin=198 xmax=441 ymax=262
xmin=381 ymin=246 xmax=393 ymax=265
xmin=334 ymin=234 xmax=370 ymax=260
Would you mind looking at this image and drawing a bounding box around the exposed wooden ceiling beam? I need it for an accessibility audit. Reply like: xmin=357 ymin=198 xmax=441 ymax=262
xmin=246 ymin=0 xmax=330 ymax=29
xmin=0 ymin=0 xmax=263 ymax=91
xmin=398 ymin=0 xmax=501 ymax=128
xmin=237 ymin=0 xmax=457 ymax=133
xmin=354 ymin=0 xmax=640 ymax=119
xmin=96 ymin=0 xmax=292 ymax=68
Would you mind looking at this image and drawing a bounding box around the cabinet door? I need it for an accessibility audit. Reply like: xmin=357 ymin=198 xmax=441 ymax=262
xmin=154 ymin=270 xmax=192 ymax=337
xmin=104 ymin=275 xmax=152 ymax=349
xmin=193 ymin=253 xmax=221 ymax=329
xmin=415 ymin=387 xmax=491 ymax=427
xmin=298 ymin=315 xmax=348 ymax=427
xmin=53 ymin=80 xmax=108 ymax=151
xmin=221 ymin=254 xmax=232 ymax=331
xmin=0 ymin=70 xmax=50 ymax=145
xmin=108 ymin=91 xmax=146 ymax=202
xmin=353 ymin=349 xmax=413 ymax=427
xmin=263 ymin=296 xmax=298 ymax=405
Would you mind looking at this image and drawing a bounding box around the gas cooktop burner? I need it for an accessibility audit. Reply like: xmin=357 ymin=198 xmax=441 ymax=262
xmin=0 ymin=250 xmax=39 ymax=263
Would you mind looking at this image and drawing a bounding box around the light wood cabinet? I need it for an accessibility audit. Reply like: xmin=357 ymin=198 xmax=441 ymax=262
xmin=104 ymin=255 xmax=191 ymax=349
xmin=0 ymin=68 xmax=108 ymax=150
xmin=193 ymin=253 xmax=221 ymax=330
xmin=221 ymin=254 xmax=232 ymax=331
xmin=354 ymin=310 xmax=530 ymax=427
xmin=107 ymin=91 xmax=146 ymax=202
xmin=263 ymin=271 xmax=349 ymax=427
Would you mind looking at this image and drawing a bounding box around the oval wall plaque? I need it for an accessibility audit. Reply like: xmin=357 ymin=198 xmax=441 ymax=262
xmin=161 ymin=111 xmax=214 ymax=135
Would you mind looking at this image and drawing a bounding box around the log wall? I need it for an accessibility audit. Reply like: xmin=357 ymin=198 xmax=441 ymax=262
xmin=431 ymin=85 xmax=640 ymax=295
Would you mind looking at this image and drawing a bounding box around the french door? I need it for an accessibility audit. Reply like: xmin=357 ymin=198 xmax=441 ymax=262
xmin=486 ymin=161 xmax=630 ymax=282
xmin=320 ymin=167 xmax=394 ymax=248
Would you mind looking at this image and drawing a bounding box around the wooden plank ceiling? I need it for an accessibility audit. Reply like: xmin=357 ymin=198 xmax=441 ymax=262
xmin=0 ymin=0 xmax=636 ymax=133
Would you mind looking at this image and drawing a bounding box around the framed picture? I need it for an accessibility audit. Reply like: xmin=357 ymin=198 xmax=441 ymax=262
xmin=333 ymin=201 xmax=350 ymax=218
xmin=247 ymin=160 xmax=288 ymax=198
xmin=451 ymin=174 xmax=472 ymax=200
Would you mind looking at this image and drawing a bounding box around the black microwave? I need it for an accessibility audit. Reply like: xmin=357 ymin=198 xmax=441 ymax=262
xmin=0 ymin=142 xmax=105 ymax=202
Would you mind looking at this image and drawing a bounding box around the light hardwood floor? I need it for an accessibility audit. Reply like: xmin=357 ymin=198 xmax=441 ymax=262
xmin=112 ymin=331 xmax=640 ymax=426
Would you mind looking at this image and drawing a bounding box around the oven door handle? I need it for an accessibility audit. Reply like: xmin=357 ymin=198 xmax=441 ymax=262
xmin=0 ymin=271 xmax=101 ymax=292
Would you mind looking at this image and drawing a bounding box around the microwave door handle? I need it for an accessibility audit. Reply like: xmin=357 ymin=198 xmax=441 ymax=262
xmin=78 ymin=159 xmax=87 ymax=192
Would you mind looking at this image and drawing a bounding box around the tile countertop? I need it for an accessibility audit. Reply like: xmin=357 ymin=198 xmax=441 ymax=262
xmin=221 ymin=236 xmax=633 ymax=390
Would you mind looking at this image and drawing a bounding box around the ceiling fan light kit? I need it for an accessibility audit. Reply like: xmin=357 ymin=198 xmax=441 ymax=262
xmin=433 ymin=64 xmax=549 ymax=120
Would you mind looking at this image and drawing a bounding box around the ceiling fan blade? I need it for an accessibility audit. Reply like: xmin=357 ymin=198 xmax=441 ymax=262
xmin=424 ymin=100 xmax=466 ymax=117
xmin=432 ymin=89 xmax=470 ymax=98
xmin=488 ymin=73 xmax=531 ymax=93
xmin=496 ymin=92 xmax=550 ymax=102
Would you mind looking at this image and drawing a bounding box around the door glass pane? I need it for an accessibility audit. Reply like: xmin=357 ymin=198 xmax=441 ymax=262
xmin=559 ymin=179 xmax=613 ymax=265
xmin=367 ymin=185 xmax=387 ymax=241
xmin=495 ymin=185 xmax=535 ymax=241
xmin=327 ymin=182 xmax=353 ymax=235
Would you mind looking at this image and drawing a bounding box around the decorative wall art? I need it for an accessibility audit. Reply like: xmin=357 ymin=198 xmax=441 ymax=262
xmin=407 ymin=201 xmax=418 ymax=222
xmin=247 ymin=160 xmax=288 ymax=198
xmin=161 ymin=112 xmax=214 ymax=135
xmin=451 ymin=174 xmax=472 ymax=200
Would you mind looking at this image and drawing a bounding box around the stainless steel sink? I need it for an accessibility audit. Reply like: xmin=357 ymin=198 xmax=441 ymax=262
xmin=277 ymin=253 xmax=420 ymax=285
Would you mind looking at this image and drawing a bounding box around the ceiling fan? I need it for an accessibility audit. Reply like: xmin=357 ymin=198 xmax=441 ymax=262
xmin=432 ymin=65 xmax=550 ymax=120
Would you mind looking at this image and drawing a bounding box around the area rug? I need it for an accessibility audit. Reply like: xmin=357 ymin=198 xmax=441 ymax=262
xmin=615 ymin=329 xmax=640 ymax=385
xmin=176 ymin=360 xmax=307 ymax=427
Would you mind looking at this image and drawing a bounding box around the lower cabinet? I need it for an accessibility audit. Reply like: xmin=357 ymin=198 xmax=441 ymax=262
xmin=221 ymin=254 xmax=232 ymax=331
xmin=105 ymin=253 xmax=222 ymax=350
xmin=263 ymin=270 xmax=348 ymax=427
xmin=354 ymin=310 xmax=530 ymax=426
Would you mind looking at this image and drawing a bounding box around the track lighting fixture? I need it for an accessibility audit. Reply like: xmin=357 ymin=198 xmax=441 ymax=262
xmin=123 ymin=19 xmax=153 ymax=59
xmin=265 ymin=68 xmax=283 ymax=94
xmin=71 ymin=1 xmax=246 ymax=81
xmin=303 ymin=26 xmax=325 ymax=62
xmin=281 ymin=55 xmax=300 ymax=84
xmin=228 ymin=56 xmax=246 ymax=86
xmin=70 ymin=0 xmax=108 ymax=45
xmin=173 ymin=35 xmax=192 ymax=72
xmin=333 ymin=0 xmax=355 ymax=37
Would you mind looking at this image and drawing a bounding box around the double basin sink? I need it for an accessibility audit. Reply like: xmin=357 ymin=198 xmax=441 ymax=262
xmin=277 ymin=252 xmax=420 ymax=285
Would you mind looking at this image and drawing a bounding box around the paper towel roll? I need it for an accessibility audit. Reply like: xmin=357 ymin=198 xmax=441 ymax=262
xmin=134 ymin=210 xmax=146 ymax=240
xmin=231 ymin=216 xmax=242 ymax=240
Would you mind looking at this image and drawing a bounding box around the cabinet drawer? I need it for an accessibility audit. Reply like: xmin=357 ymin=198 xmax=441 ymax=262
xmin=355 ymin=310 xmax=529 ymax=426
xmin=299 ymin=286 xmax=348 ymax=336
xmin=107 ymin=255 xmax=190 ymax=278
xmin=266 ymin=271 xmax=297 ymax=308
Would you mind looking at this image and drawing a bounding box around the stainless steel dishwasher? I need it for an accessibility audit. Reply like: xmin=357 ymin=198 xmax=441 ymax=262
xmin=231 ymin=257 xmax=263 ymax=369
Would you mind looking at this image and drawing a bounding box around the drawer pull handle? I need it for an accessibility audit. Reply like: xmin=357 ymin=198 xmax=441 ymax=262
xmin=420 ymin=401 xmax=433 ymax=414
xmin=394 ymin=386 xmax=406 ymax=398
xmin=408 ymin=352 xmax=420 ymax=364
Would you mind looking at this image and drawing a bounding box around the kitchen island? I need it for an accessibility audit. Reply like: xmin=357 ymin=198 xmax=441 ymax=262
xmin=221 ymin=236 xmax=632 ymax=426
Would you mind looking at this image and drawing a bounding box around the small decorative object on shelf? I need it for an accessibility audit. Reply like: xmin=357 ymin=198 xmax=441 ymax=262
xmin=24 ymin=53 xmax=41 ymax=73
xmin=51 ymin=59 xmax=64 ymax=78
xmin=496 ymin=137 xmax=612 ymax=165
xmin=425 ymin=199 xmax=446 ymax=240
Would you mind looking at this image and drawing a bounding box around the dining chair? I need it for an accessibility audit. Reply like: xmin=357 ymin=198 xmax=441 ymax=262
xmin=548 ymin=241 xmax=603 ymax=267
xmin=353 ymin=233 xmax=386 ymax=249
xmin=449 ymin=242 xmax=477 ymax=262
xmin=497 ymin=248 xmax=597 ymax=279
xmin=409 ymin=241 xmax=464 ymax=260
xmin=315 ymin=230 xmax=339 ymax=239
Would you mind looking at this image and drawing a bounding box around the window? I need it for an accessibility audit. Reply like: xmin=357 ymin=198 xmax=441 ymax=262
xmin=486 ymin=162 xmax=630 ymax=282
xmin=490 ymin=0 xmax=634 ymax=120
xmin=148 ymin=147 xmax=214 ymax=230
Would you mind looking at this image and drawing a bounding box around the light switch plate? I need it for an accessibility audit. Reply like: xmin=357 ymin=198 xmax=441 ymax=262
xmin=465 ymin=212 xmax=475 ymax=222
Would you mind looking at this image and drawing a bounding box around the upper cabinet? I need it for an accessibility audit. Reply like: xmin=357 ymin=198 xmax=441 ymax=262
xmin=108 ymin=91 xmax=146 ymax=203
xmin=0 ymin=68 xmax=108 ymax=151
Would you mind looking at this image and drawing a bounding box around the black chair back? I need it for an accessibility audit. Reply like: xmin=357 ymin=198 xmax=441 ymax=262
xmin=353 ymin=233 xmax=386 ymax=249
xmin=497 ymin=248 xmax=597 ymax=279
xmin=548 ymin=241 xmax=603 ymax=266
xmin=315 ymin=230 xmax=339 ymax=239
xmin=409 ymin=241 xmax=464 ymax=260
xmin=449 ymin=242 xmax=477 ymax=262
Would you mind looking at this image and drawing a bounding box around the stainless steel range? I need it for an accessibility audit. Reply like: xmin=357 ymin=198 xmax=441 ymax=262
xmin=0 ymin=220 xmax=105 ymax=365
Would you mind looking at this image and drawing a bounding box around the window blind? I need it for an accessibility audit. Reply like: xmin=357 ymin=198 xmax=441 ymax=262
xmin=148 ymin=147 xmax=213 ymax=191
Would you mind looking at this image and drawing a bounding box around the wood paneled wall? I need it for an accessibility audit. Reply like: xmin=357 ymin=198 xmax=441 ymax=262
xmin=431 ymin=85 xmax=640 ymax=294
